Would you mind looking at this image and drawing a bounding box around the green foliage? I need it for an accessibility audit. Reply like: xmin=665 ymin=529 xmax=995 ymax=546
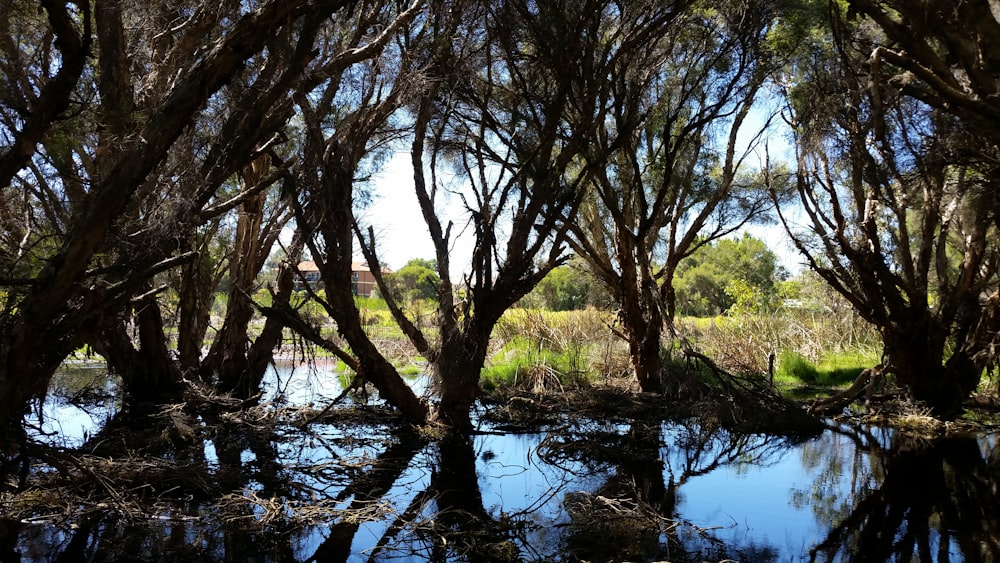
xmin=675 ymin=234 xmax=786 ymax=316
xmin=397 ymin=363 xmax=423 ymax=376
xmin=387 ymin=259 xmax=440 ymax=302
xmin=532 ymin=265 xmax=590 ymax=311
xmin=763 ymin=0 xmax=832 ymax=59
xmin=522 ymin=261 xmax=609 ymax=311
xmin=725 ymin=278 xmax=765 ymax=316
xmin=774 ymin=350 xmax=874 ymax=387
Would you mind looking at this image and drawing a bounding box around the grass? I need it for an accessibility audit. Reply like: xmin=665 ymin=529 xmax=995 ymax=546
xmin=481 ymin=336 xmax=589 ymax=392
xmin=773 ymin=349 xmax=880 ymax=387
xmin=677 ymin=307 xmax=882 ymax=386
xmin=479 ymin=306 xmax=883 ymax=394
xmin=482 ymin=308 xmax=613 ymax=392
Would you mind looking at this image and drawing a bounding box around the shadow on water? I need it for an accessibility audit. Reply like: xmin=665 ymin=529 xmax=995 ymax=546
xmin=3 ymin=362 xmax=1000 ymax=561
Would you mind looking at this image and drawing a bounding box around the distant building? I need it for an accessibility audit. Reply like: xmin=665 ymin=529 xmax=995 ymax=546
xmin=295 ymin=260 xmax=386 ymax=297
xmin=295 ymin=261 xmax=323 ymax=291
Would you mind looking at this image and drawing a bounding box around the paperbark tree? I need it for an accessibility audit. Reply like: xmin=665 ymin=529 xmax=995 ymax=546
xmin=566 ymin=0 xmax=774 ymax=394
xmin=384 ymin=0 xmax=604 ymax=429
xmin=276 ymin=0 xmax=431 ymax=425
xmin=0 ymin=0 xmax=355 ymax=449
xmin=775 ymin=6 xmax=1000 ymax=417
xmin=75 ymin=0 xmax=328 ymax=404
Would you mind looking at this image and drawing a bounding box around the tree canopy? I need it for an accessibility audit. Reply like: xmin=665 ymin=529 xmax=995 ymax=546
xmin=675 ymin=234 xmax=786 ymax=317
xmin=389 ymin=259 xmax=440 ymax=302
xmin=0 ymin=0 xmax=998 ymax=445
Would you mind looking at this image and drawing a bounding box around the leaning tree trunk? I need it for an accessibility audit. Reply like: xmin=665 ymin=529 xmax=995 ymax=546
xmin=238 ymin=233 xmax=306 ymax=400
xmin=176 ymin=239 xmax=223 ymax=373
xmin=200 ymin=157 xmax=276 ymax=395
xmin=330 ymin=290 xmax=430 ymax=425
xmin=91 ymin=294 xmax=184 ymax=405
xmin=294 ymin=135 xmax=430 ymax=425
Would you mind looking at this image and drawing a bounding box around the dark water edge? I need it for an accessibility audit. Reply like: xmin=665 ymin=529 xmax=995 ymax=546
xmin=3 ymin=362 xmax=1000 ymax=562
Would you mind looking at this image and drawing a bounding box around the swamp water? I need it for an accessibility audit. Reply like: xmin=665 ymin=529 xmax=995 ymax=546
xmin=3 ymin=361 xmax=1000 ymax=562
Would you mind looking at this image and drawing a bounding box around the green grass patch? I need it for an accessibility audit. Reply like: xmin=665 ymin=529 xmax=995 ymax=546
xmin=481 ymin=336 xmax=589 ymax=392
xmin=774 ymin=351 xmax=819 ymax=384
xmin=396 ymin=363 xmax=423 ymax=376
xmin=775 ymin=349 xmax=879 ymax=387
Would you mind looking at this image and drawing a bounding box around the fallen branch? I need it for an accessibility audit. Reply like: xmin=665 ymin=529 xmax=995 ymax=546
xmin=807 ymin=364 xmax=886 ymax=415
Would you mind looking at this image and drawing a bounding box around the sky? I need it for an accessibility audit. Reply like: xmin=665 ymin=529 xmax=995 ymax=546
xmin=361 ymin=102 xmax=806 ymax=279
xmin=361 ymin=151 xmax=475 ymax=275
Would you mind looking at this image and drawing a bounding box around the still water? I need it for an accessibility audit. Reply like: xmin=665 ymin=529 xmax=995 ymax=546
xmin=7 ymin=361 xmax=1000 ymax=562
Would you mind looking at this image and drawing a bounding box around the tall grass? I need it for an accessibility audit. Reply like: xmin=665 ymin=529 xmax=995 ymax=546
xmin=679 ymin=306 xmax=881 ymax=386
xmin=481 ymin=305 xmax=882 ymax=391
xmin=484 ymin=308 xmax=626 ymax=391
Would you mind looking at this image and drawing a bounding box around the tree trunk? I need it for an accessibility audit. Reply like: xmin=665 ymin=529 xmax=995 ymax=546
xmin=201 ymin=291 xmax=254 ymax=394
xmin=239 ymin=235 xmax=305 ymax=400
xmin=340 ymin=312 xmax=430 ymax=425
xmin=434 ymin=329 xmax=491 ymax=431
xmin=882 ymin=315 xmax=979 ymax=419
xmin=201 ymin=157 xmax=277 ymax=395
xmin=176 ymin=246 xmax=220 ymax=373
xmin=91 ymin=296 xmax=183 ymax=405
xmin=629 ymin=323 xmax=666 ymax=395
xmin=617 ymin=274 xmax=666 ymax=395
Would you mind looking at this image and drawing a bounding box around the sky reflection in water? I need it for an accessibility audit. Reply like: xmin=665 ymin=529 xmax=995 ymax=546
xmin=16 ymin=362 xmax=1000 ymax=561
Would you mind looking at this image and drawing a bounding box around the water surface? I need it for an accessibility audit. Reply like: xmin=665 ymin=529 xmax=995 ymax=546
xmin=6 ymin=362 xmax=999 ymax=561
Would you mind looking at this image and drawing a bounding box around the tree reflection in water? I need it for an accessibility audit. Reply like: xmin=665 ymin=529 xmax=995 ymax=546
xmin=531 ymin=418 xmax=802 ymax=561
xmin=806 ymin=427 xmax=1000 ymax=562
xmin=5 ymin=397 xmax=1000 ymax=562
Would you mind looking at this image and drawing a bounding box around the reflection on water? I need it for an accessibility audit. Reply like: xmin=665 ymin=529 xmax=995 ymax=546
xmin=24 ymin=362 xmax=119 ymax=449
xmin=7 ymin=364 xmax=1000 ymax=561
xmin=261 ymin=359 xmax=433 ymax=405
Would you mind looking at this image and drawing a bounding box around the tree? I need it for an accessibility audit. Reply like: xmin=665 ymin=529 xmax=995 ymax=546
xmin=198 ymin=154 xmax=296 ymax=397
xmin=388 ymin=259 xmax=440 ymax=303
xmin=0 ymin=0 xmax=359 ymax=449
xmin=843 ymin=0 xmax=1000 ymax=147
xmin=674 ymin=234 xmax=786 ymax=317
xmin=567 ymin=0 xmax=776 ymax=393
xmin=374 ymin=0 xmax=607 ymax=429
xmin=276 ymin=0 xmax=432 ymax=425
xmin=526 ymin=261 xmax=604 ymax=311
xmin=774 ymin=3 xmax=1000 ymax=417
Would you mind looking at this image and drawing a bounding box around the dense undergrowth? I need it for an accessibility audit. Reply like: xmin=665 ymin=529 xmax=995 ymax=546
xmin=481 ymin=304 xmax=883 ymax=397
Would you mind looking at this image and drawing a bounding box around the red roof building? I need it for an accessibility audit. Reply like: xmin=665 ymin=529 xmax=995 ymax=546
xmin=295 ymin=260 xmax=386 ymax=297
